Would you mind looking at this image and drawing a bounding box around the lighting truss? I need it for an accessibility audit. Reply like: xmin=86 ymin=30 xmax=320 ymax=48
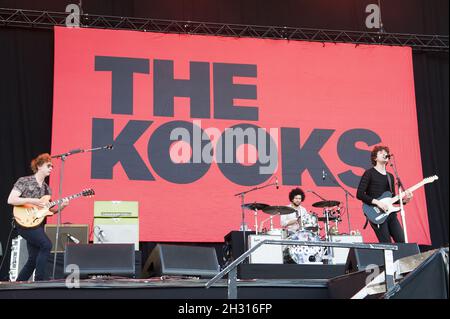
xmin=1 ymin=8 xmax=448 ymax=52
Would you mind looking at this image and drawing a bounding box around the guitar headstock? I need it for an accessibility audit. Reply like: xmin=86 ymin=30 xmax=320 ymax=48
xmin=424 ymin=175 xmax=439 ymax=184
xmin=82 ymin=188 xmax=95 ymax=197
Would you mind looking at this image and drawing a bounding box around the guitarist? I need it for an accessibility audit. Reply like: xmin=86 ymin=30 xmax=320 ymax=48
xmin=7 ymin=153 xmax=69 ymax=281
xmin=356 ymin=146 xmax=412 ymax=243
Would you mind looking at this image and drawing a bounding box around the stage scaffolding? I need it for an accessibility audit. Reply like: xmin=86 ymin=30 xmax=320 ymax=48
xmin=1 ymin=8 xmax=448 ymax=52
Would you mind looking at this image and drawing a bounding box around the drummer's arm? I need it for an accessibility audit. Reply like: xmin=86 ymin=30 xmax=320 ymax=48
xmin=284 ymin=219 xmax=299 ymax=227
xmin=281 ymin=214 xmax=299 ymax=227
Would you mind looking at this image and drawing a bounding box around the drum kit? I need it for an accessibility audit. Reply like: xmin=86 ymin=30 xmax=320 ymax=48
xmin=241 ymin=199 xmax=342 ymax=264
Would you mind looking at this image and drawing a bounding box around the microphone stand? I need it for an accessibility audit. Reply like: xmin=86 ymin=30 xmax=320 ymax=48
xmin=234 ymin=177 xmax=278 ymax=261
xmin=389 ymin=156 xmax=409 ymax=243
xmin=325 ymin=173 xmax=355 ymax=234
xmin=307 ymin=189 xmax=331 ymax=238
xmin=50 ymin=144 xmax=112 ymax=279
xmin=306 ymin=190 xmax=327 ymax=201
xmin=306 ymin=189 xmax=335 ymax=262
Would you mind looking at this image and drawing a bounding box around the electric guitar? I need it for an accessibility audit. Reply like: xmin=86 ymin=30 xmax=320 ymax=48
xmin=362 ymin=175 xmax=438 ymax=224
xmin=13 ymin=188 xmax=95 ymax=228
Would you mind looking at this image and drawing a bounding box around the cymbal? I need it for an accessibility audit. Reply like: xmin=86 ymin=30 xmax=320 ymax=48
xmin=262 ymin=206 xmax=296 ymax=215
xmin=312 ymin=200 xmax=340 ymax=208
xmin=241 ymin=203 xmax=269 ymax=211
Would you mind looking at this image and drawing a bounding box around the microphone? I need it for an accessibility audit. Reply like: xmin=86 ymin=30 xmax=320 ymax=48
xmin=275 ymin=176 xmax=279 ymax=189
xmin=322 ymin=170 xmax=327 ymax=180
xmin=384 ymin=154 xmax=392 ymax=159
xmin=67 ymin=233 xmax=80 ymax=244
xmin=68 ymin=148 xmax=84 ymax=155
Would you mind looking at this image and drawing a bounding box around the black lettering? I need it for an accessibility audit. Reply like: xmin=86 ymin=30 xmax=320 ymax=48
xmin=148 ymin=121 xmax=211 ymax=183
xmin=95 ymin=56 xmax=149 ymax=115
xmin=213 ymin=63 xmax=258 ymax=120
xmin=337 ymin=128 xmax=382 ymax=188
xmin=91 ymin=118 xmax=154 ymax=180
xmin=281 ymin=128 xmax=335 ymax=186
xmin=216 ymin=124 xmax=276 ymax=186
xmin=153 ymin=60 xmax=210 ymax=118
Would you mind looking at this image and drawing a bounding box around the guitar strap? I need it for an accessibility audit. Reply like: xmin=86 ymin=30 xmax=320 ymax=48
xmin=363 ymin=217 xmax=369 ymax=229
xmin=387 ymin=173 xmax=394 ymax=194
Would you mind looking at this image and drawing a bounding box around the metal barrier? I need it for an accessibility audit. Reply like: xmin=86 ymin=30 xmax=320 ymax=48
xmin=205 ymin=239 xmax=398 ymax=299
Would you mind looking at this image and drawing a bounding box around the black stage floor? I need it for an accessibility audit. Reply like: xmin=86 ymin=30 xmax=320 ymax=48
xmin=0 ymin=277 xmax=330 ymax=299
xmin=3 ymin=248 xmax=445 ymax=299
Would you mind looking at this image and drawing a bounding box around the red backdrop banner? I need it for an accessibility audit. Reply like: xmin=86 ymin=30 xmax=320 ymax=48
xmin=50 ymin=26 xmax=431 ymax=244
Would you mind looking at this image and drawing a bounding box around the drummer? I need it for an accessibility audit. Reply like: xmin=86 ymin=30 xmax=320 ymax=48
xmin=281 ymin=187 xmax=310 ymax=235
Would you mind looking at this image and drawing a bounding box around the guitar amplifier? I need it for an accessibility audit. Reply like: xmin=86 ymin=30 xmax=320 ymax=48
xmin=94 ymin=201 xmax=139 ymax=250
xmin=248 ymin=235 xmax=283 ymax=264
xmin=329 ymin=235 xmax=364 ymax=264
xmin=45 ymin=224 xmax=89 ymax=253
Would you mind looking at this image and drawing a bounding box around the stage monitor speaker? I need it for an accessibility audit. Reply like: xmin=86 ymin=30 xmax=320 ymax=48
xmin=345 ymin=243 xmax=420 ymax=273
xmin=64 ymin=244 xmax=135 ymax=278
xmin=383 ymin=248 xmax=448 ymax=299
xmin=142 ymin=244 xmax=220 ymax=278
xmin=45 ymin=224 xmax=89 ymax=253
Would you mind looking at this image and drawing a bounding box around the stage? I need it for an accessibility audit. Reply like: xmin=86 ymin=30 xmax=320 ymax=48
xmin=0 ymin=277 xmax=330 ymax=299
xmin=1 ymin=247 xmax=447 ymax=299
xmin=0 ymin=2 xmax=448 ymax=303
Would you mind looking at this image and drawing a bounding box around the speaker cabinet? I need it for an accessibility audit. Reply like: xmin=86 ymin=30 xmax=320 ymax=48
xmin=142 ymin=244 xmax=220 ymax=278
xmin=64 ymin=244 xmax=135 ymax=278
xmin=223 ymin=231 xmax=255 ymax=263
xmin=345 ymin=243 xmax=420 ymax=272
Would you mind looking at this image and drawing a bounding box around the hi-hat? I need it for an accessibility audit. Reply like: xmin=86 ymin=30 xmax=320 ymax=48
xmin=241 ymin=203 xmax=269 ymax=211
xmin=262 ymin=206 xmax=296 ymax=215
xmin=312 ymin=200 xmax=340 ymax=208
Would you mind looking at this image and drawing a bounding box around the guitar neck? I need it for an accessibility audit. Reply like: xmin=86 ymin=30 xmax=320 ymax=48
xmin=391 ymin=180 xmax=428 ymax=202
xmin=46 ymin=192 xmax=82 ymax=208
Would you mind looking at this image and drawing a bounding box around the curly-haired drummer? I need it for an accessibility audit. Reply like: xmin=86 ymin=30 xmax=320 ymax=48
xmin=281 ymin=187 xmax=309 ymax=235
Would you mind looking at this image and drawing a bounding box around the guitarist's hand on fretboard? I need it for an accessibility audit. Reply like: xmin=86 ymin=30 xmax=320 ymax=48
xmin=50 ymin=198 xmax=69 ymax=213
xmin=402 ymin=190 xmax=413 ymax=204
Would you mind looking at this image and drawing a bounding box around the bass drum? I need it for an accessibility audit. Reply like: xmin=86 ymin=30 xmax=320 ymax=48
xmin=286 ymin=230 xmax=325 ymax=264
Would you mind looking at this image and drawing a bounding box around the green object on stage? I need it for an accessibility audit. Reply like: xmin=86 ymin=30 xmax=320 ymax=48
xmin=93 ymin=201 xmax=139 ymax=250
xmin=94 ymin=201 xmax=139 ymax=218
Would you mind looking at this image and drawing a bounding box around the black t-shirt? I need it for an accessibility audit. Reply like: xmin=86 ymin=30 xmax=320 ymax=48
xmin=356 ymin=167 xmax=395 ymax=205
